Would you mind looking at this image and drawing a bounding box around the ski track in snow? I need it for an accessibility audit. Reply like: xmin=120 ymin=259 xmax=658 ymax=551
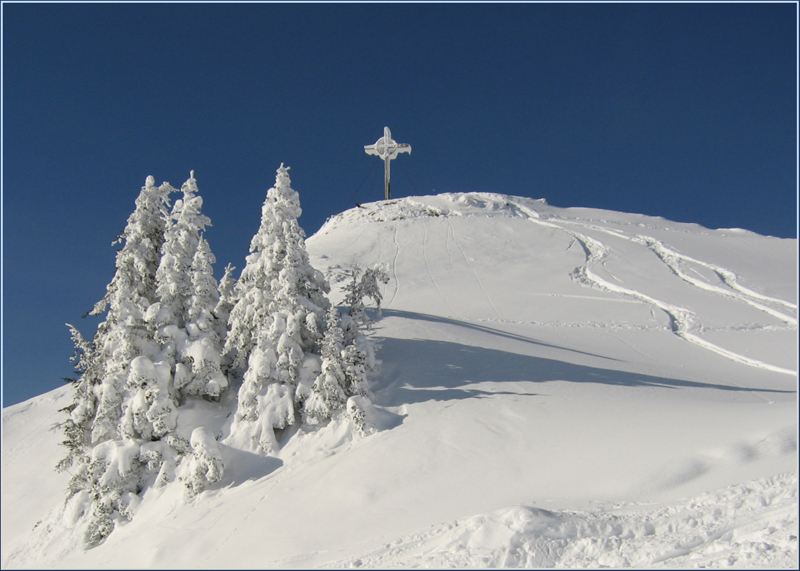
xmin=563 ymin=220 xmax=797 ymax=324
xmin=604 ymin=329 xmax=665 ymax=365
xmin=444 ymin=219 xmax=458 ymax=281
xmin=422 ymin=218 xmax=455 ymax=314
xmin=377 ymin=225 xmax=384 ymax=272
xmin=329 ymin=472 xmax=798 ymax=569
xmin=512 ymin=204 xmax=796 ymax=378
xmin=447 ymin=217 xmax=502 ymax=319
xmin=643 ymin=237 xmax=797 ymax=324
xmin=384 ymin=223 xmax=401 ymax=308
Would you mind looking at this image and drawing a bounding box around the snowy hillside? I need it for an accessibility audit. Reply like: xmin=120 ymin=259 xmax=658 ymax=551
xmin=3 ymin=192 xmax=797 ymax=568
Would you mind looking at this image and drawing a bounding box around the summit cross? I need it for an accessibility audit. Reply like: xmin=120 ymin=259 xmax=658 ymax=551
xmin=364 ymin=126 xmax=411 ymax=200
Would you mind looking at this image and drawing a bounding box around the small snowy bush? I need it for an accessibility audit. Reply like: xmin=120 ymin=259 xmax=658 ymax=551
xmin=338 ymin=264 xmax=389 ymax=332
xmin=182 ymin=427 xmax=225 ymax=496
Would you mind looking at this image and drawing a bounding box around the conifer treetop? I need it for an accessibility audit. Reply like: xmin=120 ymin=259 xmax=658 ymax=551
xmin=253 ymin=163 xmax=302 ymax=248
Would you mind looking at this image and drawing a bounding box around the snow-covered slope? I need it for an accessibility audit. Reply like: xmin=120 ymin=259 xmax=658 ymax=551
xmin=3 ymin=193 xmax=797 ymax=568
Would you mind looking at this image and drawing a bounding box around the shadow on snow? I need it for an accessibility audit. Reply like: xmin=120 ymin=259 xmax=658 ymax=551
xmin=212 ymin=444 xmax=283 ymax=489
xmin=378 ymin=309 xmax=618 ymax=361
xmin=371 ymin=312 xmax=794 ymax=407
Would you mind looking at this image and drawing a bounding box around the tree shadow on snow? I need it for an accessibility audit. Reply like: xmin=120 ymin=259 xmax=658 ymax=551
xmin=212 ymin=443 xmax=283 ymax=488
xmin=377 ymin=309 xmax=618 ymax=362
xmin=373 ymin=337 xmax=795 ymax=407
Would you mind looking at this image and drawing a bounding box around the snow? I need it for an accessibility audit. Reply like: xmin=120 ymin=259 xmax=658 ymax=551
xmin=328 ymin=472 xmax=798 ymax=568
xmin=3 ymin=192 xmax=797 ymax=568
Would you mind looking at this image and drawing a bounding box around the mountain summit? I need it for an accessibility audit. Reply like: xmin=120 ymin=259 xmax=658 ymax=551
xmin=3 ymin=193 xmax=797 ymax=568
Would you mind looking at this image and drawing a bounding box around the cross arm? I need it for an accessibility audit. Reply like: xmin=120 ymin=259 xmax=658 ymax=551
xmin=364 ymin=143 xmax=412 ymax=159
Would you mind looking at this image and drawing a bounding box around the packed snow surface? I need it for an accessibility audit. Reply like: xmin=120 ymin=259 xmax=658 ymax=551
xmin=3 ymin=192 xmax=797 ymax=568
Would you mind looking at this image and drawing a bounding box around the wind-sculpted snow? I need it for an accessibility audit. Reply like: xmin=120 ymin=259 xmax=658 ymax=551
xmin=3 ymin=192 xmax=796 ymax=569
xmin=330 ymin=473 xmax=798 ymax=569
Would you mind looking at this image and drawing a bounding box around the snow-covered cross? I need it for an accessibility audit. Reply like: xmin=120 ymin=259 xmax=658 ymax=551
xmin=364 ymin=126 xmax=411 ymax=200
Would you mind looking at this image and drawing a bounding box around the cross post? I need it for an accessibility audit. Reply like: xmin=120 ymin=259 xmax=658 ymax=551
xmin=364 ymin=126 xmax=411 ymax=200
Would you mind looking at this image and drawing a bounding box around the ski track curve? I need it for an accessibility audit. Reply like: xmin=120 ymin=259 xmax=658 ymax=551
xmin=422 ymin=218 xmax=455 ymax=314
xmin=513 ymin=203 xmax=796 ymax=379
xmin=641 ymin=237 xmax=797 ymax=324
xmin=385 ymin=223 xmax=401 ymax=308
xmin=562 ymin=220 xmax=797 ymax=324
xmin=444 ymin=217 xmax=457 ymax=277
xmin=447 ymin=217 xmax=501 ymax=319
xmin=377 ymin=224 xmax=384 ymax=267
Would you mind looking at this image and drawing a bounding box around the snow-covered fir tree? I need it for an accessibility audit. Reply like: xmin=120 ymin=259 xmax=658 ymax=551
xmin=336 ymin=265 xmax=389 ymax=398
xmin=56 ymin=325 xmax=101 ymax=474
xmin=146 ymin=172 xmax=228 ymax=402
xmin=213 ymin=263 xmax=238 ymax=379
xmin=214 ymin=263 xmax=238 ymax=340
xmin=88 ymin=176 xmax=174 ymax=445
xmin=181 ymin=427 xmax=225 ymax=497
xmin=339 ymin=264 xmax=390 ymax=336
xmin=57 ymin=176 xmax=173 ymax=545
xmin=178 ymin=236 xmax=229 ymax=400
xmin=152 ymin=174 xmax=207 ymax=333
xmin=299 ymin=306 xmax=348 ymax=423
xmin=115 ymin=173 xmax=215 ymax=485
xmin=224 ymin=164 xmax=330 ymax=455
xmin=300 ymin=287 xmax=381 ymax=428
xmin=57 ymin=173 xmax=231 ymax=545
xmin=131 ymin=173 xmax=227 ymax=496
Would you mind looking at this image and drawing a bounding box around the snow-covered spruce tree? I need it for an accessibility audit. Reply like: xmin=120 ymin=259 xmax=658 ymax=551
xmin=301 ymin=267 xmax=389 ymax=430
xmin=126 ymin=172 xmax=228 ymax=497
xmin=88 ymin=176 xmax=174 ymax=445
xmin=299 ymin=306 xmax=347 ymax=423
xmin=181 ymin=427 xmax=225 ymax=497
xmin=114 ymin=173 xmax=201 ymax=486
xmin=214 ymin=263 xmax=238 ymax=342
xmin=225 ymin=164 xmax=330 ymax=455
xmin=213 ymin=263 xmax=238 ymax=380
xmin=179 ymin=236 xmax=229 ymax=400
xmin=56 ymin=176 xmax=173 ymax=545
xmin=337 ymin=264 xmax=389 ymax=393
xmin=56 ymin=325 xmax=101 ymax=475
xmin=339 ymin=264 xmax=390 ymax=337
xmin=145 ymin=171 xmax=227 ymax=403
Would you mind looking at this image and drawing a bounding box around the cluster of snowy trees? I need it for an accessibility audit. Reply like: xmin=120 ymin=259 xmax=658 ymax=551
xmin=56 ymin=165 xmax=387 ymax=546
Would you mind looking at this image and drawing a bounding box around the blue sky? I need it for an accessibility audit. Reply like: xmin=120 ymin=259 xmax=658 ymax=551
xmin=2 ymin=2 xmax=796 ymax=407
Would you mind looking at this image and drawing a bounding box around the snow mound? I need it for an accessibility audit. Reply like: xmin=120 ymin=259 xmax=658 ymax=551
xmin=331 ymin=473 xmax=799 ymax=569
xmin=317 ymin=193 xmax=551 ymax=234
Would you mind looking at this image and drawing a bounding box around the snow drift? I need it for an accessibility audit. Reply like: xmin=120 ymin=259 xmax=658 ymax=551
xmin=3 ymin=192 xmax=797 ymax=568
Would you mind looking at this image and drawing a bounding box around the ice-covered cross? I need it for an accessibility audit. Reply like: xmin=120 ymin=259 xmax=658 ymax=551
xmin=364 ymin=126 xmax=411 ymax=200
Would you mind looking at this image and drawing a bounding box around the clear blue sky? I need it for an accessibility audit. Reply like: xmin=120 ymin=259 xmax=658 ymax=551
xmin=2 ymin=3 xmax=796 ymax=407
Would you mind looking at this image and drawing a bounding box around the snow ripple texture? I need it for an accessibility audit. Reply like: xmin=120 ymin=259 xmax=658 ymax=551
xmin=331 ymin=473 xmax=798 ymax=569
